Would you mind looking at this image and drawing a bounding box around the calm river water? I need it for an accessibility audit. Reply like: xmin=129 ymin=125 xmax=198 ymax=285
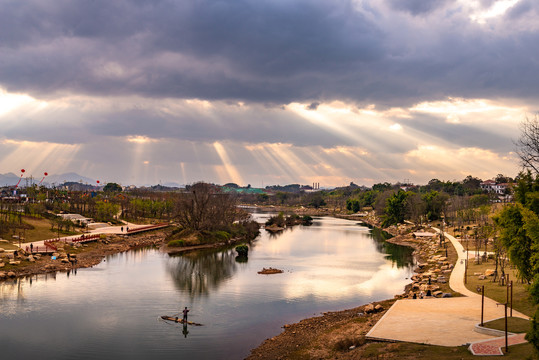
xmin=0 ymin=215 xmax=413 ymax=359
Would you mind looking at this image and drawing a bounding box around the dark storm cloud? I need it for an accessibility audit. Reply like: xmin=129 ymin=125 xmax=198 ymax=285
xmin=1 ymin=0 xmax=539 ymax=106
xmin=506 ymin=0 xmax=537 ymax=19
xmin=385 ymin=0 xmax=451 ymax=15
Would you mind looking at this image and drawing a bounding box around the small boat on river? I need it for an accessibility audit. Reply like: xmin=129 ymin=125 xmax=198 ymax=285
xmin=160 ymin=315 xmax=203 ymax=326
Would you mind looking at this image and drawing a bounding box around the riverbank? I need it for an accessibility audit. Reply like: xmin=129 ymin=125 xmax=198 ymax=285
xmin=246 ymin=214 xmax=470 ymax=359
xmin=0 ymin=231 xmax=166 ymax=280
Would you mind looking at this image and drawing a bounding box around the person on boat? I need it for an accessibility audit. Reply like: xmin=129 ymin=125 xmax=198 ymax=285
xmin=182 ymin=307 xmax=189 ymax=323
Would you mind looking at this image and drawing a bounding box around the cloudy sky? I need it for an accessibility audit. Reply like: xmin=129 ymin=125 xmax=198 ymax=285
xmin=1 ymin=0 xmax=538 ymax=187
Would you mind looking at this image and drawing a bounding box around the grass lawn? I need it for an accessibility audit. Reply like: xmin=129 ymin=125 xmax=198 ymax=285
xmin=0 ymin=241 xmax=19 ymax=250
xmin=464 ymin=261 xmax=536 ymax=317
xmin=320 ymin=339 xmax=537 ymax=359
xmin=392 ymin=341 xmax=537 ymax=360
xmin=4 ymin=215 xmax=82 ymax=244
xmin=483 ymin=317 xmax=531 ymax=333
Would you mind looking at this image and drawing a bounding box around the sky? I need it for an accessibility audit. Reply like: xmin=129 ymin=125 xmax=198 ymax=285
xmin=1 ymin=0 xmax=538 ymax=187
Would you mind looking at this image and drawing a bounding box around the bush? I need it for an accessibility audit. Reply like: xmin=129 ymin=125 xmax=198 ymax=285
xmin=301 ymin=215 xmax=313 ymax=225
xmin=213 ymin=230 xmax=231 ymax=242
xmin=168 ymin=239 xmax=185 ymax=247
xmin=235 ymin=244 xmax=249 ymax=256
xmin=332 ymin=336 xmax=366 ymax=351
xmin=266 ymin=213 xmax=286 ymax=227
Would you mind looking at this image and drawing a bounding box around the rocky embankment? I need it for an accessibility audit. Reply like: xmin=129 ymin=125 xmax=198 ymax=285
xmin=247 ymin=299 xmax=393 ymax=360
xmin=0 ymin=232 xmax=166 ymax=280
xmin=248 ymin=218 xmax=462 ymax=358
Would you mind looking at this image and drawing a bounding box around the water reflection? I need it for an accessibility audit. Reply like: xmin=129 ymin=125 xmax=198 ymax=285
xmin=0 ymin=215 xmax=415 ymax=360
xmin=166 ymin=248 xmax=240 ymax=298
xmin=369 ymin=227 xmax=414 ymax=268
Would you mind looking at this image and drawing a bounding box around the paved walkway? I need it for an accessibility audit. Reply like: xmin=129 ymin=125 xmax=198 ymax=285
xmin=366 ymin=229 xmax=529 ymax=350
xmin=469 ymin=333 xmax=527 ymax=355
xmin=20 ymin=221 xmax=167 ymax=253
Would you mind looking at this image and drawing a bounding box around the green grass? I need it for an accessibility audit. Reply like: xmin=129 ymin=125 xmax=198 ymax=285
xmin=465 ymin=261 xmax=536 ymax=317
xmin=392 ymin=342 xmax=537 ymax=359
xmin=482 ymin=317 xmax=531 ymax=333
xmin=0 ymin=242 xmax=19 ymax=250
xmin=11 ymin=215 xmax=82 ymax=243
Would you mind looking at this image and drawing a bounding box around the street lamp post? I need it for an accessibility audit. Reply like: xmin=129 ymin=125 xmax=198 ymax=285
xmin=496 ymin=302 xmax=509 ymax=353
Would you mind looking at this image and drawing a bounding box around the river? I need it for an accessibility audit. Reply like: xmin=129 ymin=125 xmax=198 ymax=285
xmin=0 ymin=214 xmax=413 ymax=359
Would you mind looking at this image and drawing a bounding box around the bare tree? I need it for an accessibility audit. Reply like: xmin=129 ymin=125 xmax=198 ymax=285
xmin=174 ymin=182 xmax=241 ymax=232
xmin=516 ymin=114 xmax=539 ymax=173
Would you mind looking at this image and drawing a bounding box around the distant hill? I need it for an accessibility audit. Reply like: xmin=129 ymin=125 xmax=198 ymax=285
xmin=0 ymin=172 xmax=21 ymax=186
xmin=0 ymin=172 xmax=95 ymax=187
xmin=45 ymin=172 xmax=95 ymax=186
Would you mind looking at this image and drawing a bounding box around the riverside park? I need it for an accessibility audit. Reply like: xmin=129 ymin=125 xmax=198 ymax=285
xmin=0 ymin=176 xmax=538 ymax=359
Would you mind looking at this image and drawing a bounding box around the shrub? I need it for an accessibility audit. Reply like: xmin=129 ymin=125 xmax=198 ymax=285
xmin=213 ymin=230 xmax=231 ymax=242
xmin=235 ymin=244 xmax=248 ymax=257
xmin=168 ymin=239 xmax=185 ymax=247
xmin=332 ymin=336 xmax=366 ymax=351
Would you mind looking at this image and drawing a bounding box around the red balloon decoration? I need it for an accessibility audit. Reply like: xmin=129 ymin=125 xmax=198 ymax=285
xmin=38 ymin=171 xmax=48 ymax=185
xmin=15 ymin=169 xmax=25 ymax=188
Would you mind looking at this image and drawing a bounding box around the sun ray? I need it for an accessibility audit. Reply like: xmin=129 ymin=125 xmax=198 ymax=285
xmin=213 ymin=142 xmax=244 ymax=185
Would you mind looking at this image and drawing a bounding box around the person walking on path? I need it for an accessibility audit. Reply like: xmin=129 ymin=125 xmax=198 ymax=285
xmin=30 ymin=243 xmax=33 ymax=253
xmin=121 ymin=226 xmax=124 ymax=232
xmin=182 ymin=307 xmax=189 ymax=323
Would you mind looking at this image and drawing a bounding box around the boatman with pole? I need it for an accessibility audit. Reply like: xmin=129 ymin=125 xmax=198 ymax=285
xmin=182 ymin=307 xmax=189 ymax=323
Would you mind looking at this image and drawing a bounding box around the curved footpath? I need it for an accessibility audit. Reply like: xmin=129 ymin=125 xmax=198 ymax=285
xmin=18 ymin=221 xmax=159 ymax=253
xmin=366 ymin=229 xmax=528 ymax=350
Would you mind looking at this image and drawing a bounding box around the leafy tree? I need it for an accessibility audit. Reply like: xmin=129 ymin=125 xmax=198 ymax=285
xmin=309 ymin=192 xmax=326 ymax=209
xmin=275 ymin=192 xmax=288 ymax=205
xmin=462 ymin=175 xmax=482 ymax=194
xmin=495 ymin=174 xmax=513 ymax=184
xmin=257 ymin=193 xmax=269 ymax=203
xmin=422 ymin=191 xmax=448 ymax=221
xmin=95 ymin=200 xmax=120 ymax=222
xmin=494 ymin=204 xmax=533 ymax=283
xmin=346 ymin=199 xmax=360 ymax=213
xmin=103 ymin=182 xmax=122 ymax=192
xmin=372 ymin=182 xmax=392 ymax=192
xmin=382 ymin=190 xmax=409 ymax=227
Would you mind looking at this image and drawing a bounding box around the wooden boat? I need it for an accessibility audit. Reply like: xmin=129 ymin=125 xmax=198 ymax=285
xmin=160 ymin=316 xmax=203 ymax=326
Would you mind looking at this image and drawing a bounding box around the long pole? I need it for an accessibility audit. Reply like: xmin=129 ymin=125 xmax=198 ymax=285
xmin=465 ymin=259 xmax=468 ymax=284
xmin=510 ymin=281 xmax=513 ymax=317
xmin=504 ymin=303 xmax=508 ymax=353
xmin=506 ymin=276 xmax=510 ymax=308
xmin=481 ymin=285 xmax=485 ymax=326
